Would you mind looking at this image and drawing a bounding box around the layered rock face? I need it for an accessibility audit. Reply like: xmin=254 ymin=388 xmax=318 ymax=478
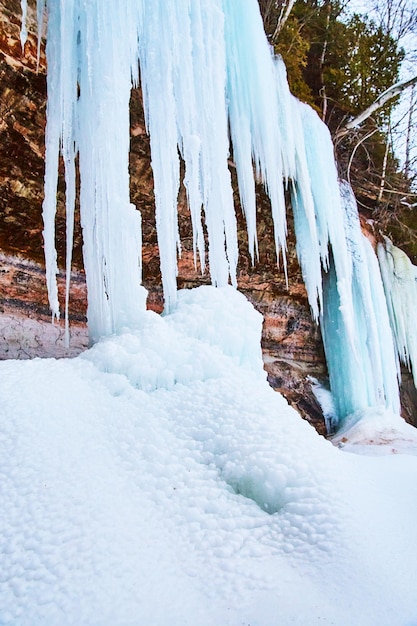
xmin=0 ymin=0 xmax=47 ymax=262
xmin=7 ymin=0 xmax=409 ymax=434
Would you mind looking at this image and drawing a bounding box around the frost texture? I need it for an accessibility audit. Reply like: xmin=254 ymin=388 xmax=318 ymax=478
xmin=28 ymin=0 xmax=405 ymax=424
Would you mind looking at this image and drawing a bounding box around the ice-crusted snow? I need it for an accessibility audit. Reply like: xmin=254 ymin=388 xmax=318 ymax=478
xmin=1 ymin=287 xmax=417 ymax=625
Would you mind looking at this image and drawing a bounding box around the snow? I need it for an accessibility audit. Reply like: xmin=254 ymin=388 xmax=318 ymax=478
xmin=331 ymin=406 xmax=417 ymax=455
xmin=1 ymin=287 xmax=417 ymax=625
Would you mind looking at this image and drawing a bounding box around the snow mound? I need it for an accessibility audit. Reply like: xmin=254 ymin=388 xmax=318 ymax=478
xmin=331 ymin=406 xmax=417 ymax=455
xmin=1 ymin=287 xmax=417 ymax=625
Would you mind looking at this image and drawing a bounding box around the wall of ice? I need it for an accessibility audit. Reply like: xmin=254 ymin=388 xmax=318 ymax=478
xmin=321 ymin=185 xmax=400 ymax=429
xmin=22 ymin=0 xmax=412 ymax=428
xmin=378 ymin=238 xmax=417 ymax=387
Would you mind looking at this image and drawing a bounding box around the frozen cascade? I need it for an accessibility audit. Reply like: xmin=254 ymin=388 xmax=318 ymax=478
xmin=321 ymin=183 xmax=400 ymax=428
xmin=138 ymin=0 xmax=240 ymax=310
xmin=223 ymin=2 xmax=288 ymax=271
xmin=25 ymin=0 xmax=405 ymax=427
xmin=291 ymin=101 xmax=356 ymax=326
xmin=282 ymin=103 xmax=401 ymax=427
xmin=39 ymin=1 xmax=147 ymax=343
xmin=378 ymin=238 xmax=417 ymax=386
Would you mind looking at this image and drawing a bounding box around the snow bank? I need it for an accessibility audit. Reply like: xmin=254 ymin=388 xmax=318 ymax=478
xmin=1 ymin=287 xmax=417 ymax=625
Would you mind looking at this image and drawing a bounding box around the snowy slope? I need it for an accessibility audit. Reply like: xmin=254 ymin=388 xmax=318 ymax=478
xmin=1 ymin=287 xmax=417 ymax=625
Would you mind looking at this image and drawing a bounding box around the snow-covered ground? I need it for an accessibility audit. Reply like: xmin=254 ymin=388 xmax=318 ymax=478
xmin=1 ymin=286 xmax=417 ymax=625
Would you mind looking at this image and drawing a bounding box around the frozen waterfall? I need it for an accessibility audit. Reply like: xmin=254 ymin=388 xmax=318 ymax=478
xmin=321 ymin=184 xmax=400 ymax=429
xmin=378 ymin=238 xmax=417 ymax=387
xmin=23 ymin=0 xmax=413 ymax=428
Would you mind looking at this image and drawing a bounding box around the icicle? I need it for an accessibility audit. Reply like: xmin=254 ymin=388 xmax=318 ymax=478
xmin=40 ymin=0 xmax=147 ymax=342
xmin=289 ymin=101 xmax=322 ymax=320
xmin=41 ymin=0 xmax=62 ymax=323
xmin=138 ymin=0 xmax=240 ymax=311
xmin=378 ymin=237 xmax=417 ymax=387
xmin=36 ymin=0 xmax=45 ymax=70
xmin=224 ymin=0 xmax=286 ymax=264
xmin=76 ymin=2 xmax=147 ymax=342
xmin=20 ymin=0 xmax=28 ymax=51
xmin=320 ymin=183 xmax=400 ymax=427
xmin=59 ymin=0 xmax=78 ymax=345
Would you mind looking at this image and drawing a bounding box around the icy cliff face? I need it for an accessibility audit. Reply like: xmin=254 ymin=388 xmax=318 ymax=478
xmin=0 ymin=0 xmax=326 ymax=429
xmin=321 ymin=184 xmax=400 ymax=429
xmin=19 ymin=0 xmax=413 ymax=428
xmin=378 ymin=238 xmax=417 ymax=387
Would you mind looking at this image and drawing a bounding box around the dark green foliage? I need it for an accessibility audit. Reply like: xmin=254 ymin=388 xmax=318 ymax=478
xmin=259 ymin=1 xmax=404 ymax=127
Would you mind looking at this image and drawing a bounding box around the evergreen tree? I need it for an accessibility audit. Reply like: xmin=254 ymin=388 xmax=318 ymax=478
xmin=258 ymin=0 xmax=417 ymax=261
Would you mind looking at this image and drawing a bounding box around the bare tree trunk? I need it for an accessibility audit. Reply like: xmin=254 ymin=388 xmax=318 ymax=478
xmin=405 ymin=84 xmax=416 ymax=179
xmin=378 ymin=119 xmax=391 ymax=202
xmin=320 ymin=3 xmax=331 ymax=122
xmin=271 ymin=0 xmax=296 ymax=42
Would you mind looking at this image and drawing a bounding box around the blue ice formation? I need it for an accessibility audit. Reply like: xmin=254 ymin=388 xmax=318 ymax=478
xmin=21 ymin=0 xmax=416 ymax=428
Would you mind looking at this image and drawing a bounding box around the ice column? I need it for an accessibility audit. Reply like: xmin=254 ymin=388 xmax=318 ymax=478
xmin=378 ymin=238 xmax=417 ymax=386
xmin=320 ymin=183 xmax=400 ymax=427
xmin=40 ymin=0 xmax=147 ymax=343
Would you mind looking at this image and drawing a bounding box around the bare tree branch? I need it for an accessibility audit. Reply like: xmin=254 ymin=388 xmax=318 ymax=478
xmin=335 ymin=74 xmax=417 ymax=139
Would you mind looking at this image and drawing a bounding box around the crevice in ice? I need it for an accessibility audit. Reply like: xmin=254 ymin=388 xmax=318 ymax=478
xmin=222 ymin=474 xmax=286 ymax=515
